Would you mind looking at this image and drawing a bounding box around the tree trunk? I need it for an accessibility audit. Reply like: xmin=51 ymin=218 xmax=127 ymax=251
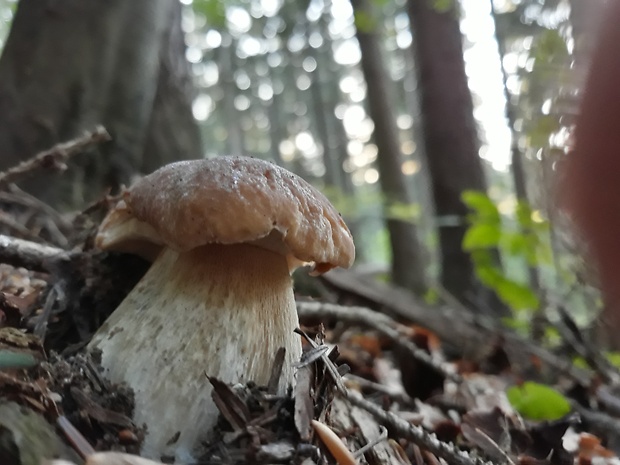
xmin=490 ymin=2 xmax=541 ymax=301
xmin=0 ymin=0 xmax=201 ymax=208
xmin=407 ymin=0 xmax=503 ymax=311
xmin=352 ymin=0 xmax=427 ymax=294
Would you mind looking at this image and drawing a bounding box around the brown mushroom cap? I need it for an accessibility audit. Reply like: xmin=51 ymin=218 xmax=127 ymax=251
xmin=101 ymin=156 xmax=355 ymax=272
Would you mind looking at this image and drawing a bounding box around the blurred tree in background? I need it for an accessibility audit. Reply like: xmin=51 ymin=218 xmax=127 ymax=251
xmin=0 ymin=0 xmax=201 ymax=206
xmin=408 ymin=0 xmax=505 ymax=314
xmin=0 ymin=0 xmax=598 ymax=336
xmin=352 ymin=0 xmax=427 ymax=294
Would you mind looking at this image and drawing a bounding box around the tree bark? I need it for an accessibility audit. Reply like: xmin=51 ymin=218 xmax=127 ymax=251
xmin=407 ymin=0 xmax=502 ymax=311
xmin=353 ymin=0 xmax=427 ymax=294
xmin=0 ymin=0 xmax=201 ymax=208
xmin=490 ymin=2 xmax=541 ymax=302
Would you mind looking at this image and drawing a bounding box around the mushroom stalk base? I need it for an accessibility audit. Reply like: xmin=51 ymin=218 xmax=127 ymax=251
xmin=88 ymin=244 xmax=301 ymax=461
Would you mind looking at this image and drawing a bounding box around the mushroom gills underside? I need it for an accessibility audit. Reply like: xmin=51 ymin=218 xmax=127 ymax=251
xmin=88 ymin=243 xmax=302 ymax=461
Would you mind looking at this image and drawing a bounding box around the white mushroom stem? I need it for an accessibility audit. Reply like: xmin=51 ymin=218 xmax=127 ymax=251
xmin=88 ymin=244 xmax=301 ymax=461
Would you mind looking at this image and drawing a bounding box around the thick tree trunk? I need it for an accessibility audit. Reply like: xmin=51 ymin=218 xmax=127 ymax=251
xmin=142 ymin=1 xmax=203 ymax=174
xmin=353 ymin=0 xmax=427 ymax=294
xmin=407 ymin=0 xmax=503 ymax=311
xmin=0 ymin=0 xmax=201 ymax=208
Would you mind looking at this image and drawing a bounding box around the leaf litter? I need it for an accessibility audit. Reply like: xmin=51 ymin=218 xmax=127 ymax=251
xmin=0 ymin=136 xmax=619 ymax=465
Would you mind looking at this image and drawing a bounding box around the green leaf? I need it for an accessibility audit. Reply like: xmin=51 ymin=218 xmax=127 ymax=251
xmin=354 ymin=10 xmax=378 ymax=33
xmin=0 ymin=350 xmax=38 ymax=370
xmin=424 ymin=287 xmax=440 ymax=305
xmin=605 ymin=352 xmax=620 ymax=368
xmin=462 ymin=191 xmax=500 ymax=222
xmin=502 ymin=316 xmax=530 ymax=333
xmin=463 ymin=223 xmax=501 ymax=250
xmin=532 ymin=30 xmax=569 ymax=63
xmin=496 ymin=278 xmax=539 ymax=311
xmin=473 ymin=262 xmax=503 ymax=288
xmin=572 ymin=356 xmax=588 ymax=369
xmin=431 ymin=0 xmax=456 ymax=13
xmin=507 ymin=382 xmax=571 ymax=421
xmin=386 ymin=202 xmax=420 ymax=223
xmin=503 ymin=232 xmax=530 ymax=256
xmin=515 ymin=202 xmax=531 ymax=227
xmin=193 ymin=0 xmax=227 ymax=29
xmin=529 ymin=115 xmax=560 ymax=148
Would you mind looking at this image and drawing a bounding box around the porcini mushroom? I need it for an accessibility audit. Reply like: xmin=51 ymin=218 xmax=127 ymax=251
xmin=88 ymin=156 xmax=355 ymax=460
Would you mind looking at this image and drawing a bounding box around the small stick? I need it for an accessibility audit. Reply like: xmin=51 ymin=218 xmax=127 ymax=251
xmin=0 ymin=211 xmax=45 ymax=242
xmin=0 ymin=126 xmax=111 ymax=187
xmin=352 ymin=425 xmax=388 ymax=458
xmin=57 ymin=415 xmax=96 ymax=458
xmin=296 ymin=301 xmax=460 ymax=382
xmin=344 ymin=373 xmax=414 ymax=405
xmin=0 ymin=233 xmax=68 ymax=271
xmin=295 ymin=327 xmax=347 ymax=394
xmin=345 ymin=390 xmax=493 ymax=465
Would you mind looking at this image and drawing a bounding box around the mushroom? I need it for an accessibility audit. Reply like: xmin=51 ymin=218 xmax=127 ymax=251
xmin=88 ymin=156 xmax=355 ymax=460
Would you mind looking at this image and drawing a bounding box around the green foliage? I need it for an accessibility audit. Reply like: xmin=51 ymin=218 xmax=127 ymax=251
xmin=607 ymin=352 xmax=620 ymax=368
xmin=324 ymin=186 xmax=420 ymax=225
xmin=462 ymin=191 xmax=552 ymax=312
xmin=532 ymin=30 xmax=569 ymax=65
xmin=462 ymin=191 xmax=500 ymax=222
xmin=386 ymin=201 xmax=421 ymax=223
xmin=528 ymin=115 xmax=560 ymax=148
xmin=192 ymin=0 xmax=227 ymax=28
xmin=463 ymin=223 xmax=501 ymax=250
xmin=573 ymin=352 xmax=620 ymax=370
xmin=354 ymin=10 xmax=378 ymax=33
xmin=431 ymin=0 xmax=456 ymax=13
xmin=520 ymin=29 xmax=572 ymax=150
xmin=506 ymin=382 xmax=571 ymax=421
xmin=424 ymin=287 xmax=440 ymax=305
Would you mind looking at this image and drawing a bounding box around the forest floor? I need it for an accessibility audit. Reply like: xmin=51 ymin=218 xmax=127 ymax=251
xmin=0 ymin=132 xmax=619 ymax=465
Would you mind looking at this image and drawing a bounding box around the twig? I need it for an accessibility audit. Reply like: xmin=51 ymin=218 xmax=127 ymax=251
xmin=6 ymin=184 xmax=72 ymax=229
xmin=571 ymin=399 xmax=620 ymax=441
xmin=322 ymin=269 xmax=591 ymax=383
xmin=344 ymin=390 xmax=494 ymax=465
xmin=0 ymin=126 xmax=111 ymax=187
xmin=295 ymin=327 xmax=348 ymax=394
xmin=34 ymin=281 xmax=66 ymax=340
xmin=344 ymin=373 xmax=414 ymax=405
xmin=0 ymin=233 xmax=69 ymax=271
xmin=296 ymin=300 xmax=460 ymax=382
xmin=555 ymin=303 xmax=620 ymax=384
xmin=352 ymin=425 xmax=388 ymax=458
xmin=1 ymin=184 xmax=72 ymax=247
xmin=57 ymin=415 xmax=96 ymax=458
xmin=0 ymin=211 xmax=46 ymax=242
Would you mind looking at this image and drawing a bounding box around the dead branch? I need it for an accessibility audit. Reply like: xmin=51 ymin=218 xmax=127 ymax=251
xmin=297 ymin=300 xmax=460 ymax=382
xmin=345 ymin=390 xmax=494 ymax=465
xmin=571 ymin=400 xmax=620 ymax=438
xmin=322 ymin=269 xmax=590 ymax=383
xmin=2 ymin=183 xmax=72 ymax=246
xmin=344 ymin=373 xmax=414 ymax=405
xmin=0 ymin=234 xmax=68 ymax=271
xmin=0 ymin=126 xmax=111 ymax=188
xmin=0 ymin=210 xmax=46 ymax=242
